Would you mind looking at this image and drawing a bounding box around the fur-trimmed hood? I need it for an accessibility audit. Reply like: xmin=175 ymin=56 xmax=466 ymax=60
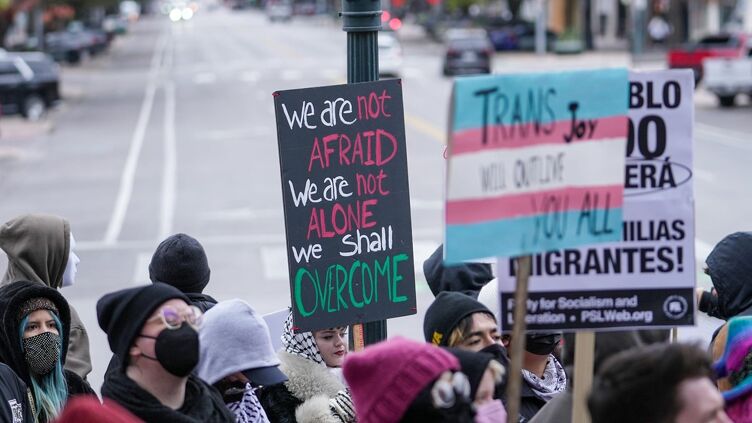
xmin=277 ymin=351 xmax=345 ymax=423
xmin=279 ymin=350 xmax=343 ymax=402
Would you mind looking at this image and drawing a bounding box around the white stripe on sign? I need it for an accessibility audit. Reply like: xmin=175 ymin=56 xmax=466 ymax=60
xmin=447 ymin=138 xmax=626 ymax=201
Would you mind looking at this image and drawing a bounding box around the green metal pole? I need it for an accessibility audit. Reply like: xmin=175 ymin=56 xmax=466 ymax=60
xmin=341 ymin=0 xmax=385 ymax=347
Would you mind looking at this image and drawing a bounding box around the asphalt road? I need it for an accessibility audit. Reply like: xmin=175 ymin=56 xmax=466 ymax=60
xmin=0 ymin=9 xmax=749 ymax=391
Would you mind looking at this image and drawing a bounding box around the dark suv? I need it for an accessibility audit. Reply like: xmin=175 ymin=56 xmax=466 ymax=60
xmin=442 ymin=29 xmax=494 ymax=76
xmin=0 ymin=53 xmax=60 ymax=120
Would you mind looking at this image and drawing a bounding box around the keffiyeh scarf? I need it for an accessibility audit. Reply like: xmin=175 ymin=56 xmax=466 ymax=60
xmin=521 ymin=356 xmax=567 ymax=402
xmin=281 ymin=309 xmax=325 ymax=365
xmin=227 ymin=383 xmax=270 ymax=423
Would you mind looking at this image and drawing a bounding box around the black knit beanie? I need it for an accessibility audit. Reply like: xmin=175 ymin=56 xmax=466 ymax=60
xmin=424 ymin=291 xmax=494 ymax=347
xmin=96 ymin=283 xmax=189 ymax=370
xmin=149 ymin=233 xmax=211 ymax=294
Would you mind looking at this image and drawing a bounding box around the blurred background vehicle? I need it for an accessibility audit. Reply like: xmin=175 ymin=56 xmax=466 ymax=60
xmin=485 ymin=18 xmax=557 ymax=51
xmin=442 ymin=28 xmax=493 ymax=76
xmin=378 ymin=30 xmax=403 ymax=77
xmin=668 ymin=33 xmax=750 ymax=85
xmin=703 ymin=36 xmax=752 ymax=107
xmin=267 ymin=0 xmax=292 ymax=22
xmin=0 ymin=52 xmax=59 ymax=120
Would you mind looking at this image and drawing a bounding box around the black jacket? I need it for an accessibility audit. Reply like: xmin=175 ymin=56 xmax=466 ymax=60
xmin=102 ymin=368 xmax=234 ymax=423
xmin=519 ymin=383 xmax=547 ymax=422
xmin=185 ymin=292 xmax=218 ymax=313
xmin=257 ymin=383 xmax=301 ymax=423
xmin=0 ymin=363 xmax=33 ymax=423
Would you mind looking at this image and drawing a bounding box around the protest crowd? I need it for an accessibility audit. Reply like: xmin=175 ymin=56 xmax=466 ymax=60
xmin=0 ymin=212 xmax=746 ymax=423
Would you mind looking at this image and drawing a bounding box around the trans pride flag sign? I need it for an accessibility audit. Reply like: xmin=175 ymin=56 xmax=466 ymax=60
xmin=445 ymin=69 xmax=629 ymax=263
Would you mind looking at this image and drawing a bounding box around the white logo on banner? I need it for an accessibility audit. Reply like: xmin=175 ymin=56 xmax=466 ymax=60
xmin=663 ymin=295 xmax=688 ymax=320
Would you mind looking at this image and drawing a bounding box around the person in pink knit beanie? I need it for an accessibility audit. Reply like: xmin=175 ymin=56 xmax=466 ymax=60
xmin=343 ymin=336 xmax=475 ymax=423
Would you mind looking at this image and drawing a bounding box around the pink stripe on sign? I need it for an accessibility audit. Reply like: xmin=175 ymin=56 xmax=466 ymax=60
xmin=446 ymin=185 xmax=624 ymax=224
xmin=450 ymin=115 xmax=628 ymax=156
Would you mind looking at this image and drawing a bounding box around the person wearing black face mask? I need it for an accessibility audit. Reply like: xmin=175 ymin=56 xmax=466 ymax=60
xmin=97 ymin=283 xmax=235 ymax=423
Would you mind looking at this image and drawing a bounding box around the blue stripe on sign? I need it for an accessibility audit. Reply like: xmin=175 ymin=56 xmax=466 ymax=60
xmin=452 ymin=68 xmax=629 ymax=133
xmin=444 ymin=208 xmax=623 ymax=263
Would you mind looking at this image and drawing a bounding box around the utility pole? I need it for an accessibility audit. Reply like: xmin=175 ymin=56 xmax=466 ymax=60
xmin=341 ymin=0 xmax=385 ymax=348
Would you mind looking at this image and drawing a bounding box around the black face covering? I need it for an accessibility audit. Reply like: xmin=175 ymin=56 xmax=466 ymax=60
xmin=23 ymin=331 xmax=62 ymax=375
xmin=525 ymin=333 xmax=562 ymax=356
xmin=139 ymin=323 xmax=199 ymax=377
xmin=479 ymin=343 xmax=509 ymax=363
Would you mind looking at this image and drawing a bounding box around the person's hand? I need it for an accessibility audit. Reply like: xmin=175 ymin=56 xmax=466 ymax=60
xmin=696 ymin=288 xmax=705 ymax=307
xmin=330 ymin=389 xmax=356 ymax=422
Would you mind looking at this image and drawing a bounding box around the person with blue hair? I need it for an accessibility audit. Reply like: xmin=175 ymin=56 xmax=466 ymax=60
xmin=0 ymin=281 xmax=95 ymax=422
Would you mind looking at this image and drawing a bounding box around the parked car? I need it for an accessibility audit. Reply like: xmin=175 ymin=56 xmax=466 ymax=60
xmin=267 ymin=0 xmax=292 ymax=22
xmin=667 ymin=33 xmax=749 ymax=84
xmin=0 ymin=53 xmax=60 ymax=120
xmin=703 ymin=37 xmax=752 ymax=107
xmin=45 ymin=22 xmax=110 ymax=64
xmin=486 ymin=19 xmax=557 ymax=51
xmin=378 ymin=31 xmax=402 ymax=77
xmin=442 ymin=29 xmax=493 ymax=76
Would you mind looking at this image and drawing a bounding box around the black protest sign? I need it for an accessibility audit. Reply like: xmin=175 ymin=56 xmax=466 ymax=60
xmin=274 ymin=79 xmax=415 ymax=332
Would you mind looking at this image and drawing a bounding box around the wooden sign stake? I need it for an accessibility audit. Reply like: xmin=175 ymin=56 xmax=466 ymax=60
xmin=506 ymin=255 xmax=531 ymax=423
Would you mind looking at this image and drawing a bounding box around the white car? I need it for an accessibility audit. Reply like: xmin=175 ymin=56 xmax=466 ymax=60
xmin=703 ymin=36 xmax=752 ymax=107
xmin=378 ymin=32 xmax=402 ymax=77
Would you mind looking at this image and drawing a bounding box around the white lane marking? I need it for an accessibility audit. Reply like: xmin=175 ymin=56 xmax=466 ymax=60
xmin=261 ymin=246 xmax=288 ymax=280
xmin=132 ymin=252 xmax=152 ymax=284
xmin=240 ymin=71 xmax=259 ymax=83
xmin=160 ymin=80 xmax=177 ymax=239
xmin=695 ymin=122 xmax=752 ymax=152
xmin=320 ymin=68 xmax=341 ymax=80
xmin=193 ymin=72 xmax=217 ymax=84
xmin=281 ymin=70 xmax=302 ymax=80
xmin=104 ymin=34 xmax=167 ymax=245
xmin=200 ymin=207 xmax=280 ymax=221
xmin=202 ymin=127 xmax=274 ymax=141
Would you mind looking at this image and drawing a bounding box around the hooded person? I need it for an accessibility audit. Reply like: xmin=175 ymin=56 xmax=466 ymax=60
xmin=0 ymin=281 xmax=95 ymax=422
xmin=149 ymin=233 xmax=217 ymax=312
xmin=97 ymin=283 xmax=235 ymax=423
xmin=256 ymin=310 xmax=355 ymax=423
xmin=344 ymin=337 xmax=475 ymax=423
xmin=446 ymin=349 xmax=507 ymax=423
xmin=0 ymin=214 xmax=91 ymax=380
xmin=197 ymin=299 xmax=288 ymax=423
xmin=423 ymin=244 xmax=495 ymax=299
xmin=700 ymin=233 xmax=752 ymax=341
xmin=713 ymin=316 xmax=752 ymax=421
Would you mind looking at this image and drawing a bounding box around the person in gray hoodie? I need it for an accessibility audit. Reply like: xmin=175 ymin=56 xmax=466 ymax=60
xmin=197 ymin=299 xmax=288 ymax=423
xmin=0 ymin=214 xmax=91 ymax=380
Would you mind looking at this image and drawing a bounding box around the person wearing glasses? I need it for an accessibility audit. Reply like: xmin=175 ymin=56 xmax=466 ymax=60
xmin=0 ymin=281 xmax=95 ymax=422
xmin=97 ymin=283 xmax=235 ymax=422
